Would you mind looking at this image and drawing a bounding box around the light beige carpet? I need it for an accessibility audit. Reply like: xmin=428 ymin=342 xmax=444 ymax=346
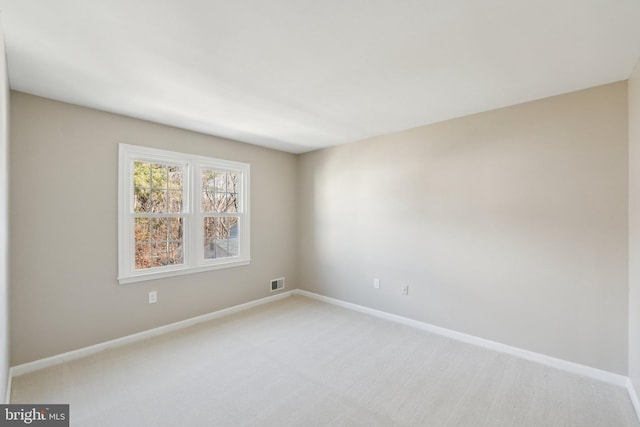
xmin=10 ymin=295 xmax=639 ymax=426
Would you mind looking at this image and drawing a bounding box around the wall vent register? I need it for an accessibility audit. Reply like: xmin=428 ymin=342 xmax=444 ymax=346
xmin=270 ymin=278 xmax=285 ymax=292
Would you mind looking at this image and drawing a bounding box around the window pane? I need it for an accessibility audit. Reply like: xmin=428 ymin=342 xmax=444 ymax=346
xmin=151 ymin=218 xmax=168 ymax=241
xmin=135 ymin=243 xmax=151 ymax=270
xmin=202 ymin=170 xmax=216 ymax=189
xmin=225 ymin=194 xmax=238 ymax=213
xmin=168 ymin=166 xmax=182 ymax=189
xmin=202 ymin=190 xmax=214 ymax=212
xmin=169 ymin=241 xmax=183 ymax=265
xmin=214 ymin=172 xmax=226 ymax=192
xmin=151 ymin=163 xmax=167 ymax=188
xmin=214 ymin=192 xmax=226 ymax=212
xmin=226 ymin=172 xmax=238 ymax=192
xmin=151 ymin=241 xmax=169 ymax=267
xmin=134 ymin=188 xmax=150 ymax=213
xmin=151 ymin=189 xmax=167 ymax=213
xmin=168 ymin=218 xmax=183 ymax=241
xmin=168 ymin=190 xmax=182 ymax=213
xmin=134 ymin=218 xmax=150 ymax=243
xmin=204 ymin=217 xmax=239 ymax=259
xmin=133 ymin=162 xmax=150 ymax=188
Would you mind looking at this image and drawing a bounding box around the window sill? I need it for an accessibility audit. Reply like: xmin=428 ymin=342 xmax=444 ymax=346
xmin=118 ymin=259 xmax=251 ymax=284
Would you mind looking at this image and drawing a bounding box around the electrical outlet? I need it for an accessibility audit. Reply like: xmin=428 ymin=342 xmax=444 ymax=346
xmin=148 ymin=291 xmax=157 ymax=304
xmin=402 ymin=285 xmax=409 ymax=295
xmin=373 ymin=278 xmax=380 ymax=289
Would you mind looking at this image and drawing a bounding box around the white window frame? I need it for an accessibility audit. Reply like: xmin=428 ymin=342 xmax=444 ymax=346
xmin=118 ymin=144 xmax=250 ymax=284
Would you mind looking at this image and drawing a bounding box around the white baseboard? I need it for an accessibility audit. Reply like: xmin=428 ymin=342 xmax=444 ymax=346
xmin=628 ymin=379 xmax=640 ymax=421
xmin=10 ymin=291 xmax=294 ymax=378
xmin=292 ymin=289 xmax=628 ymax=387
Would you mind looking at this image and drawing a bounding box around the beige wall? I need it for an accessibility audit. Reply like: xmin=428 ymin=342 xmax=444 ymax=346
xmin=9 ymin=92 xmax=298 ymax=365
xmin=8 ymin=80 xmax=633 ymax=377
xmin=299 ymin=82 xmax=629 ymax=374
xmin=629 ymin=60 xmax=640 ymax=392
xmin=0 ymin=20 xmax=9 ymax=401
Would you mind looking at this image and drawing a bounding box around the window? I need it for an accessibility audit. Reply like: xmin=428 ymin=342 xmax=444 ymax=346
xmin=118 ymin=144 xmax=250 ymax=284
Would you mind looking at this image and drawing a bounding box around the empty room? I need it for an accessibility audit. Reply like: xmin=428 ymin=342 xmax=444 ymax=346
xmin=0 ymin=0 xmax=639 ymax=426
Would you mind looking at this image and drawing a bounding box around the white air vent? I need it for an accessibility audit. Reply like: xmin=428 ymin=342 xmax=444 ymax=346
xmin=270 ymin=277 xmax=285 ymax=292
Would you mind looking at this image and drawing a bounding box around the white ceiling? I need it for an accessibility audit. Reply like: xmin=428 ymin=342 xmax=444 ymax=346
xmin=0 ymin=1 xmax=639 ymax=153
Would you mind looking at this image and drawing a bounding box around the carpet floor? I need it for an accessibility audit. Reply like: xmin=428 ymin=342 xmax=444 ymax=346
xmin=10 ymin=295 xmax=639 ymax=426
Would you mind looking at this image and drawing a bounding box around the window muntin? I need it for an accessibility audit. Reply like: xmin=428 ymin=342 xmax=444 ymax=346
xmin=119 ymin=144 xmax=250 ymax=284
